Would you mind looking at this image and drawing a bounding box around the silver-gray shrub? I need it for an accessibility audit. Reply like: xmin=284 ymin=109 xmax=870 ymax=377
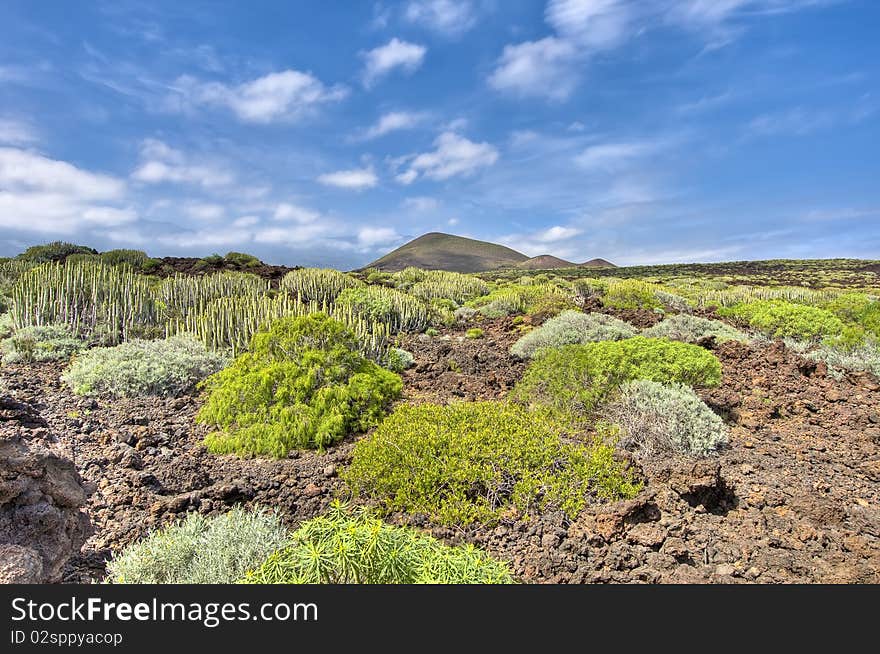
xmin=655 ymin=291 xmax=691 ymax=313
xmin=1 ymin=324 xmax=86 ymax=363
xmin=643 ymin=313 xmax=750 ymax=345
xmin=785 ymin=338 xmax=880 ymax=380
xmin=510 ymin=310 xmax=636 ymax=359
xmin=106 ymin=507 xmax=288 ymax=584
xmin=604 ymin=379 xmax=728 ymax=456
xmin=62 ymin=335 xmax=229 ymax=397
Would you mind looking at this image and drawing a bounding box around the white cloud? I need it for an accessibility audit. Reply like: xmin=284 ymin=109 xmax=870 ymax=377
xmin=362 ymin=38 xmax=427 ymax=87
xmin=447 ymin=217 xmax=460 ymax=226
xmin=233 ymin=215 xmax=260 ymax=228
xmin=397 ymin=132 xmax=499 ymax=183
xmin=131 ymin=138 xmax=234 ymax=188
xmin=0 ymin=146 xmax=134 ymax=233
xmin=357 ymin=226 xmax=400 ymax=248
xmin=184 ymin=202 xmax=225 ymax=222
xmin=158 ymin=227 xmax=253 ymax=249
xmin=545 ymin=0 xmax=634 ymax=49
xmin=273 ymin=202 xmax=320 ymax=223
xmin=317 ymin=166 xmax=379 ymax=190
xmin=361 ymin=111 xmax=426 ymax=140
xmin=574 ymin=141 xmax=659 ymax=171
xmin=404 ymin=0 xmax=478 ymax=35
xmin=536 ymin=225 xmax=582 ymax=242
xmin=402 ymin=196 xmax=439 ymax=212
xmin=168 ymin=69 xmax=348 ymax=123
xmin=254 ymin=222 xmax=340 ymax=245
xmin=488 ymin=37 xmax=579 ymax=100
xmin=0 ymin=118 xmax=38 ymax=145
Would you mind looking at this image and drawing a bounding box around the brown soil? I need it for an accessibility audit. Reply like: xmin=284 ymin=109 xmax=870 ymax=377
xmin=1 ymin=318 xmax=878 ymax=584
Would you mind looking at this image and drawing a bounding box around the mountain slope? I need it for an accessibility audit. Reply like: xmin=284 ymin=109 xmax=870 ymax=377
xmin=580 ymin=258 xmax=616 ymax=268
xmin=366 ymin=232 xmax=529 ymax=272
xmin=516 ymin=255 xmax=577 ymax=270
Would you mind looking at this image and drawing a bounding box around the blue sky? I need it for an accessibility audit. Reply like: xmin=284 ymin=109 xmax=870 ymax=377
xmin=1 ymin=0 xmax=878 ymax=268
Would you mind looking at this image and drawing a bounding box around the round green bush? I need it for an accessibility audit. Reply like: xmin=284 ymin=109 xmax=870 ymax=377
xmin=62 ymin=335 xmax=227 ymax=397
xmin=197 ymin=313 xmax=402 ymax=456
xmin=344 ymin=401 xmax=641 ymax=525
xmin=465 ymin=328 xmax=484 ymax=339
xmin=510 ymin=310 xmax=636 ymax=359
xmin=718 ymin=300 xmax=844 ymax=341
xmin=106 ymin=507 xmax=287 ymax=584
xmin=511 ymin=336 xmax=722 ymax=415
xmin=603 ymin=380 xmax=728 ymax=456
xmin=243 ymin=503 xmax=513 ymax=584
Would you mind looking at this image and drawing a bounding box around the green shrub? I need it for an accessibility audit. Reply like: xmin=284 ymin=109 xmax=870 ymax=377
xmin=344 ymin=402 xmax=641 ymax=525
xmin=642 ymin=314 xmax=750 ymax=344
xmin=510 ymin=310 xmax=636 ymax=359
xmin=106 ymin=507 xmax=287 ymax=584
xmin=335 ymin=286 xmax=429 ymax=333
xmin=385 ymin=347 xmax=414 ymax=372
xmin=198 ymin=314 xmax=402 ymax=456
xmin=0 ymin=313 xmax=13 ymax=340
xmin=18 ymin=241 xmax=97 ymax=263
xmin=602 ymin=380 xmax=728 ymax=456
xmin=280 ymin=268 xmax=362 ymax=303
xmin=465 ymin=328 xmax=484 ymax=339
xmin=601 ymin=280 xmax=663 ymax=311
xmin=572 ymin=278 xmax=608 ymax=303
xmin=471 ymin=283 xmax=572 ymax=318
xmin=512 ymin=336 xmax=722 ymax=415
xmin=243 ymin=503 xmax=513 ymax=584
xmin=62 ymin=335 xmax=228 ymax=397
xmin=453 ymin=306 xmax=477 ymax=322
xmin=425 ymin=327 xmax=439 ymax=337
xmin=718 ymin=300 xmax=844 ymax=341
xmin=224 ymin=251 xmax=262 ymax=268
xmin=100 ymin=249 xmax=155 ymax=270
xmin=1 ymin=324 xmax=86 ymax=364
xmin=824 ymin=293 xmax=880 ymax=339
xmin=655 ymin=290 xmax=691 ymax=313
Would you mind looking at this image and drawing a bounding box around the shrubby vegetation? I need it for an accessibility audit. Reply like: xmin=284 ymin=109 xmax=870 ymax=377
xmin=280 ymin=267 xmax=363 ymax=303
xmin=18 ymin=241 xmax=97 ymax=263
xmin=385 ymin=347 xmax=414 ymax=372
xmin=100 ymin=249 xmax=161 ymax=272
xmin=512 ymin=336 xmax=722 ymax=415
xmin=469 ymin=283 xmax=574 ymax=318
xmin=823 ymin=292 xmax=880 ymax=339
xmin=198 ymin=314 xmax=401 ymax=456
xmin=106 ymin=507 xmax=287 ymax=584
xmin=1 ymin=324 xmax=85 ymax=364
xmin=335 ymin=285 xmax=430 ymax=333
xmin=245 ymin=503 xmax=513 ymax=584
xmin=718 ymin=300 xmax=844 ymax=341
xmin=465 ymin=328 xmax=484 ymax=339
xmin=603 ymin=380 xmax=728 ymax=456
xmin=510 ymin=310 xmax=636 ymax=359
xmin=345 ymin=402 xmax=640 ymax=525
xmin=62 ymin=335 xmax=228 ymax=397
xmin=406 ymin=270 xmax=489 ymax=305
xmin=642 ymin=314 xmax=750 ymax=344
xmin=786 ymin=338 xmax=880 ymax=380
xmin=601 ymin=280 xmax=663 ymax=311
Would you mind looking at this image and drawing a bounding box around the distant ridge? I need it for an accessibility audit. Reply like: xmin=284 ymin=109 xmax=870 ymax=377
xmin=580 ymin=258 xmax=616 ymax=268
xmin=516 ymin=254 xmax=577 ymax=270
xmin=366 ymin=232 xmax=529 ymax=273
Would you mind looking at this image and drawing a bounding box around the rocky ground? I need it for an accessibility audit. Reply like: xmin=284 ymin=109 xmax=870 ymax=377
xmin=1 ymin=315 xmax=878 ymax=584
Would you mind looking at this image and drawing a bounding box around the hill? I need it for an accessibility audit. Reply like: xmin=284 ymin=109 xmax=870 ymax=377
xmin=580 ymin=258 xmax=616 ymax=268
xmin=516 ymin=255 xmax=577 ymax=270
xmin=366 ymin=232 xmax=529 ymax=273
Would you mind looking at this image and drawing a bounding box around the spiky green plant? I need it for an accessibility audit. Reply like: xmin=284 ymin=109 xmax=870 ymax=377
xmin=280 ymin=268 xmax=363 ymax=303
xmin=335 ymin=286 xmax=430 ymax=333
xmin=157 ymin=272 xmax=269 ymax=321
xmin=243 ymin=502 xmax=514 ymax=584
xmin=408 ymin=271 xmax=489 ymax=305
xmin=10 ymin=260 xmax=160 ymax=343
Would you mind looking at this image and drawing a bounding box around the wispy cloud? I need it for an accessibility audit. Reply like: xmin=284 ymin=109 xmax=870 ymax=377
xmin=395 ymin=132 xmax=499 ymax=184
xmin=317 ymin=166 xmax=379 ymax=190
xmin=403 ymin=0 xmax=479 ymax=36
xmin=402 ymin=196 xmax=440 ymax=212
xmin=360 ymin=110 xmax=427 ymax=140
xmin=166 ymin=69 xmax=348 ymax=123
xmin=131 ymin=139 xmax=235 ymax=188
xmin=362 ymin=38 xmax=427 ymax=87
xmin=0 ymin=117 xmax=39 ymax=145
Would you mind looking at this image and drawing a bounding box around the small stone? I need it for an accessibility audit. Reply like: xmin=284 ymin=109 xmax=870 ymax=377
xmin=715 ymin=564 xmax=736 ymax=576
xmin=323 ymin=465 xmax=337 ymax=477
xmin=541 ymin=533 xmax=559 ymax=549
